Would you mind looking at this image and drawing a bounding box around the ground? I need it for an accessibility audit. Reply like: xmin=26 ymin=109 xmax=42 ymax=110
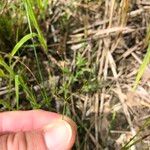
xmin=0 ymin=0 xmax=150 ymax=149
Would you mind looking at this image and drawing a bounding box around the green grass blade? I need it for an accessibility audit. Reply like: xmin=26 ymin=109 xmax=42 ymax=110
xmin=24 ymin=0 xmax=49 ymax=102
xmin=0 ymin=56 xmax=15 ymax=77
xmin=23 ymin=0 xmax=47 ymax=52
xmin=37 ymin=0 xmax=44 ymax=11
xmin=15 ymin=75 xmax=19 ymax=110
xmin=0 ymin=99 xmax=11 ymax=110
xmin=18 ymin=76 xmax=39 ymax=108
xmin=133 ymin=43 xmax=150 ymax=90
xmin=43 ymin=0 xmax=48 ymax=10
xmin=10 ymin=33 xmax=37 ymax=58
xmin=0 ymin=69 xmax=7 ymax=78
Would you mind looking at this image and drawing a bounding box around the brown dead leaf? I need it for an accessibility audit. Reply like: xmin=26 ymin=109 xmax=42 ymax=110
xmin=126 ymin=90 xmax=150 ymax=108
xmin=142 ymin=67 xmax=150 ymax=83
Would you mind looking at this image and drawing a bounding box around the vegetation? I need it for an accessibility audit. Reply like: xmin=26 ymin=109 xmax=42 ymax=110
xmin=0 ymin=0 xmax=150 ymax=149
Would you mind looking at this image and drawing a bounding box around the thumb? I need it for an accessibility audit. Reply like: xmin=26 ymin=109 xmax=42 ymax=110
xmin=0 ymin=118 xmax=77 ymax=150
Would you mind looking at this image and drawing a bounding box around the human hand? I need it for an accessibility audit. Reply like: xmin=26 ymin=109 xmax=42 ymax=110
xmin=0 ymin=110 xmax=77 ymax=150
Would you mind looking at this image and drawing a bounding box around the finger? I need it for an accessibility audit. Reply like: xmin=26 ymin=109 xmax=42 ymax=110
xmin=0 ymin=110 xmax=62 ymax=132
xmin=0 ymin=118 xmax=77 ymax=150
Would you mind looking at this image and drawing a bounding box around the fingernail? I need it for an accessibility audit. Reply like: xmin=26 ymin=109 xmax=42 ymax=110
xmin=44 ymin=120 xmax=73 ymax=150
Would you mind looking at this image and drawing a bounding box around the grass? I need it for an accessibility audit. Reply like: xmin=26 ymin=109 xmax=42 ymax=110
xmin=133 ymin=29 xmax=150 ymax=90
xmin=0 ymin=0 xmax=150 ymax=149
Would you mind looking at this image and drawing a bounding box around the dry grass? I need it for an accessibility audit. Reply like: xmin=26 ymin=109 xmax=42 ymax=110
xmin=0 ymin=0 xmax=150 ymax=149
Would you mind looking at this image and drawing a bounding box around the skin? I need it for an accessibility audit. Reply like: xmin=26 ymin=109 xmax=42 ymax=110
xmin=0 ymin=110 xmax=77 ymax=150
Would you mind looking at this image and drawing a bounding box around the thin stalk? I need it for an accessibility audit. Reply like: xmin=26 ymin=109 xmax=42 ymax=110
xmin=24 ymin=2 xmax=48 ymax=102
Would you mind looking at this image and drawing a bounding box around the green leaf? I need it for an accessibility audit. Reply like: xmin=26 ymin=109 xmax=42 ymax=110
xmin=0 ymin=56 xmax=15 ymax=77
xmin=0 ymin=99 xmax=11 ymax=110
xmin=133 ymin=43 xmax=150 ymax=90
xmin=10 ymin=33 xmax=37 ymax=58
xmin=0 ymin=69 xmax=5 ymax=77
xmin=15 ymin=75 xmax=20 ymax=110
xmin=23 ymin=0 xmax=47 ymax=51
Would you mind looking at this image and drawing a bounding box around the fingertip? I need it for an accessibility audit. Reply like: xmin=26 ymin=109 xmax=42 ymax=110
xmin=43 ymin=117 xmax=77 ymax=150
